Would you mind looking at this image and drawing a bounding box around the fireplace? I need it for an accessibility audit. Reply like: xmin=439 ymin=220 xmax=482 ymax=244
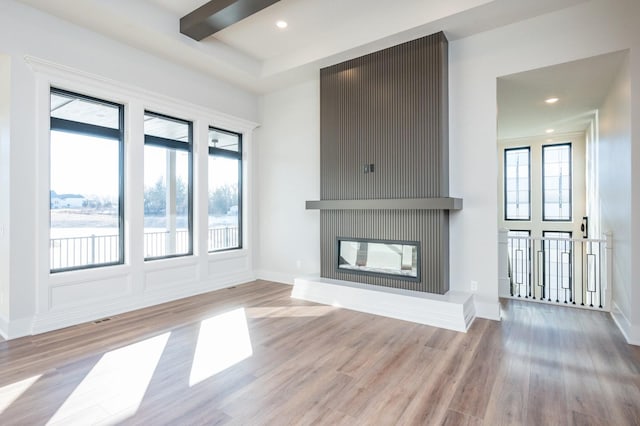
xmin=295 ymin=31 xmax=474 ymax=331
xmin=304 ymin=31 xmax=460 ymax=295
xmin=337 ymin=238 xmax=420 ymax=281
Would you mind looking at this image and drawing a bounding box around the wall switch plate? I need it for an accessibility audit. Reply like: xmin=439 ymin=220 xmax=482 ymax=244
xmin=363 ymin=164 xmax=369 ymax=173
xmin=470 ymin=280 xmax=478 ymax=292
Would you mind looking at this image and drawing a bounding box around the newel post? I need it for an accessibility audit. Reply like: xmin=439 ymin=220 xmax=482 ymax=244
xmin=498 ymin=228 xmax=510 ymax=297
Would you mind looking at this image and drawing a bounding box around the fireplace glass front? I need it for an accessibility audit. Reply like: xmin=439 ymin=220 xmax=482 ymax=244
xmin=337 ymin=238 xmax=420 ymax=280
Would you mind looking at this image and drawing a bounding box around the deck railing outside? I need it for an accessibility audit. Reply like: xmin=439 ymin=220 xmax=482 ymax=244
xmin=50 ymin=226 xmax=239 ymax=270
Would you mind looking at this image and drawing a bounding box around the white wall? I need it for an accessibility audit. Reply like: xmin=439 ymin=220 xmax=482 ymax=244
xmin=0 ymin=55 xmax=10 ymax=328
xmin=255 ymin=80 xmax=321 ymax=283
xmin=0 ymin=0 xmax=259 ymax=339
xmin=598 ymin=55 xmax=634 ymax=338
xmin=256 ymin=0 xmax=640 ymax=325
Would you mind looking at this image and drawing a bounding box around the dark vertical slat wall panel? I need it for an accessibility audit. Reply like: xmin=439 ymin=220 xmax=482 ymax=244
xmin=319 ymin=32 xmax=450 ymax=294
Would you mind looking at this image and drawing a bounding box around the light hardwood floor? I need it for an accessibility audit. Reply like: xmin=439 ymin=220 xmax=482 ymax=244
xmin=0 ymin=280 xmax=639 ymax=425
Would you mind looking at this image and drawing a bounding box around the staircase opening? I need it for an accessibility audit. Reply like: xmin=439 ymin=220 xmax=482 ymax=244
xmin=496 ymin=51 xmax=629 ymax=311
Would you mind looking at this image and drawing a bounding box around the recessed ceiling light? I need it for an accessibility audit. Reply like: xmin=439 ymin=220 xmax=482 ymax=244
xmin=545 ymin=97 xmax=559 ymax=104
xmin=546 ymin=129 xmax=555 ymax=134
xmin=276 ymin=20 xmax=288 ymax=29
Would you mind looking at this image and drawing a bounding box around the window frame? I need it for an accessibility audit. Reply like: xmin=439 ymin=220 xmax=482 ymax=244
xmin=49 ymin=87 xmax=125 ymax=273
xmin=208 ymin=126 xmax=243 ymax=253
xmin=542 ymin=142 xmax=572 ymax=222
xmin=503 ymin=146 xmax=531 ymax=221
xmin=143 ymin=110 xmax=194 ymax=260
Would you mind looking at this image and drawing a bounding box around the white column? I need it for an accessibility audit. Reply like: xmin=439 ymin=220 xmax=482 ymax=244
xmin=127 ymin=102 xmax=145 ymax=292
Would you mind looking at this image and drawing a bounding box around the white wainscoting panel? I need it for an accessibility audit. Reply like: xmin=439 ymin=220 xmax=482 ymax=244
xmin=50 ymin=274 xmax=132 ymax=310
xmin=144 ymin=264 xmax=199 ymax=291
xmin=208 ymin=256 xmax=248 ymax=277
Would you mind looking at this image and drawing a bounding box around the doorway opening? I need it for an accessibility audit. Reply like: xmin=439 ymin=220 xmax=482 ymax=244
xmin=496 ymin=50 xmax=629 ymax=311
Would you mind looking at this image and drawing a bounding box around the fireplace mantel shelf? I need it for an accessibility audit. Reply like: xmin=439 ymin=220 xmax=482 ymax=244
xmin=305 ymin=197 xmax=462 ymax=211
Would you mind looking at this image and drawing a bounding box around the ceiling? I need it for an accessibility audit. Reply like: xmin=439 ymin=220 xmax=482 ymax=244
xmin=497 ymin=50 xmax=628 ymax=140
xmin=18 ymin=0 xmax=588 ymax=93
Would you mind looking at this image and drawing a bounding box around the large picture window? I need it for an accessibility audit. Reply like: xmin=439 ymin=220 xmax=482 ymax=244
xmin=543 ymin=143 xmax=572 ymax=221
xmin=208 ymin=127 xmax=242 ymax=252
xmin=504 ymin=147 xmax=530 ymax=220
xmin=144 ymin=112 xmax=193 ymax=259
xmin=49 ymin=88 xmax=124 ymax=271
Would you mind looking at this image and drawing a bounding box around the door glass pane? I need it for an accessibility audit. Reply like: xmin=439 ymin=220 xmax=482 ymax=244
xmin=543 ymin=231 xmax=572 ymax=300
xmin=507 ymin=230 xmax=531 ymax=296
xmin=543 ymin=144 xmax=572 ymax=220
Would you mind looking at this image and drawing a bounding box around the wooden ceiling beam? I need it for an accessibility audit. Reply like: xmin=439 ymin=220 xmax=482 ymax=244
xmin=180 ymin=0 xmax=281 ymax=41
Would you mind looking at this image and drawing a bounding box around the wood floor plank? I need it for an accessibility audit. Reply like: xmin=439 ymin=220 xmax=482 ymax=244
xmin=440 ymin=409 xmax=484 ymax=426
xmin=448 ymin=320 xmax=505 ymax=418
xmin=0 ymin=282 xmax=638 ymax=425
xmin=525 ymin=304 xmax=570 ymax=426
xmin=482 ymin=300 xmax=533 ymax=425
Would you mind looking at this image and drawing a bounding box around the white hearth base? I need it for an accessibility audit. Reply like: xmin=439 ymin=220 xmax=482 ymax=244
xmin=292 ymin=276 xmax=475 ymax=332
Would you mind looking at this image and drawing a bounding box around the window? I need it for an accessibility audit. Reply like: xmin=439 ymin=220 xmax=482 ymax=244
xmin=49 ymin=88 xmax=124 ymax=271
xmin=144 ymin=112 xmax=193 ymax=259
xmin=543 ymin=143 xmax=572 ymax=221
xmin=504 ymin=147 xmax=530 ymax=220
xmin=208 ymin=127 xmax=242 ymax=252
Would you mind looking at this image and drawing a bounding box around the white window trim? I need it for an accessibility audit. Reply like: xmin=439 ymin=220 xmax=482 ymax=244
xmin=27 ymin=56 xmax=258 ymax=320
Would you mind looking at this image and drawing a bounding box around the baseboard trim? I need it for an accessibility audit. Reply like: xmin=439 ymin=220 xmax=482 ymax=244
xmin=498 ymin=277 xmax=511 ymax=299
xmin=473 ymin=296 xmax=501 ymax=321
xmin=292 ymin=275 xmax=475 ymax=332
xmin=610 ymin=302 xmax=640 ymax=346
xmin=0 ymin=316 xmax=34 ymax=340
xmin=0 ymin=314 xmax=8 ymax=340
xmin=255 ymin=270 xmax=297 ymax=285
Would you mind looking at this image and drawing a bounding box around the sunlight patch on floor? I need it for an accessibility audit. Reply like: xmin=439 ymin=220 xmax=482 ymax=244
xmin=246 ymin=305 xmax=336 ymax=318
xmin=0 ymin=374 xmax=42 ymax=414
xmin=47 ymin=332 xmax=170 ymax=425
xmin=189 ymin=308 xmax=253 ymax=387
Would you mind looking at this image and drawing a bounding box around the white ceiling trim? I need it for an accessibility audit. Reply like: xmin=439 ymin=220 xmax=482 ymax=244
xmin=25 ymin=55 xmax=260 ymax=132
xmin=18 ymin=0 xmax=590 ymax=93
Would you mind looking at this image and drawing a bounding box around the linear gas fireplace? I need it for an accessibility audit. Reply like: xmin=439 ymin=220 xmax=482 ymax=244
xmin=337 ymin=238 xmax=420 ymax=281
